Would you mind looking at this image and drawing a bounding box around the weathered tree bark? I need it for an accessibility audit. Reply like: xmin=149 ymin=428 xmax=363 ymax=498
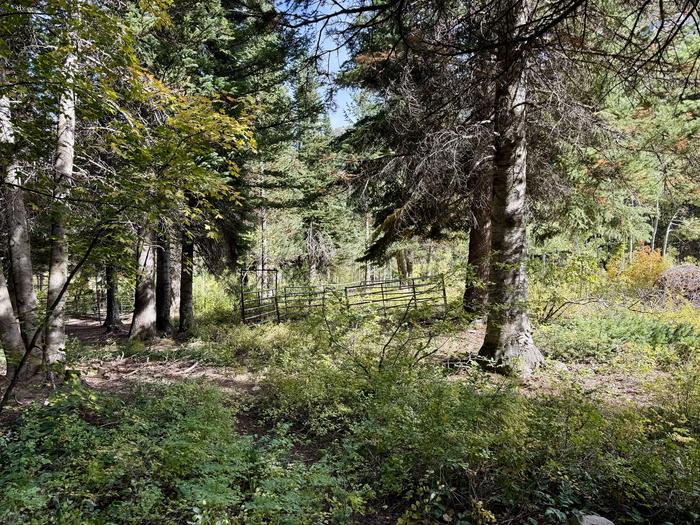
xmin=1 ymin=93 xmax=41 ymax=375
xmin=129 ymin=231 xmax=157 ymax=340
xmin=178 ymin=233 xmax=194 ymax=333
xmin=103 ymin=264 xmax=121 ymax=332
xmin=478 ymin=0 xmax=544 ymax=378
xmin=155 ymin=231 xmax=172 ymax=335
xmin=0 ymin=266 xmax=24 ymax=377
xmin=464 ymin=171 xmax=492 ymax=314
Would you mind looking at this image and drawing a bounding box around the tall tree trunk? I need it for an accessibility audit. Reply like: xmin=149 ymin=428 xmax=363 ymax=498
xmin=478 ymin=0 xmax=543 ymax=378
xmin=0 ymin=266 xmax=24 ymax=377
xmin=1 ymin=93 xmax=41 ymax=374
xmin=129 ymin=231 xmax=157 ymax=340
xmin=44 ymin=39 xmax=76 ymax=366
xmin=155 ymin=230 xmax=172 ymax=335
xmin=103 ymin=264 xmax=121 ymax=332
xmin=464 ymin=171 xmax=492 ymax=314
xmin=178 ymin=233 xmax=194 ymax=333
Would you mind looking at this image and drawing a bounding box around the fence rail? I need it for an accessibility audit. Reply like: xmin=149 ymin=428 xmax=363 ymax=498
xmin=240 ymin=275 xmax=447 ymax=324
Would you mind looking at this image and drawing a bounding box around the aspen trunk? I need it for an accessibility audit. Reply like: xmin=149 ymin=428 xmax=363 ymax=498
xmin=155 ymin=231 xmax=172 ymax=335
xmin=0 ymin=266 xmax=24 ymax=377
xmin=130 ymin=231 xmax=157 ymax=340
xmin=44 ymin=48 xmax=76 ymax=364
xmin=1 ymin=94 xmax=41 ymax=375
xmin=478 ymin=0 xmax=543 ymax=378
xmin=103 ymin=264 xmax=121 ymax=332
xmin=178 ymin=233 xmax=194 ymax=333
xmin=464 ymin=171 xmax=492 ymax=314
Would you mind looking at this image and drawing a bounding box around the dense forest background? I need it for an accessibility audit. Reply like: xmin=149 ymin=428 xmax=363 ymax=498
xmin=1 ymin=1 xmax=700 ymax=524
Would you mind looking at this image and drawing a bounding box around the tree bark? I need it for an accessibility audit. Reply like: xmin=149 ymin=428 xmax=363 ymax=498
xmin=103 ymin=264 xmax=121 ymax=332
xmin=155 ymin=231 xmax=172 ymax=335
xmin=478 ymin=0 xmax=543 ymax=378
xmin=169 ymin=240 xmax=181 ymax=319
xmin=0 ymin=265 xmax=24 ymax=377
xmin=129 ymin=231 xmax=157 ymax=340
xmin=464 ymin=171 xmax=492 ymax=314
xmin=178 ymin=233 xmax=194 ymax=333
xmin=1 ymin=94 xmax=41 ymax=375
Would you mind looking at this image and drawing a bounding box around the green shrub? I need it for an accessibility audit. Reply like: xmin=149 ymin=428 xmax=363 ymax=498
xmin=258 ymin=324 xmax=700 ymax=524
xmin=535 ymin=307 xmax=700 ymax=365
xmin=0 ymin=381 xmax=366 ymax=525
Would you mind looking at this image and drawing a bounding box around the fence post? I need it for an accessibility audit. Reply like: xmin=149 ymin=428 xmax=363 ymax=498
xmin=380 ymin=281 xmax=387 ymax=315
xmin=283 ymin=287 xmax=289 ymax=320
xmin=240 ymin=286 xmax=246 ymax=324
xmin=412 ymin=278 xmax=417 ymax=309
xmin=274 ymin=293 xmax=281 ymax=323
xmin=344 ymin=286 xmax=350 ymax=309
xmin=440 ymin=274 xmax=448 ymax=315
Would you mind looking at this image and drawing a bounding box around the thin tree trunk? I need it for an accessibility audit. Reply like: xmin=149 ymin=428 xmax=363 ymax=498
xmin=478 ymin=0 xmax=543 ymax=378
xmin=662 ymin=209 xmax=680 ymax=257
xmin=178 ymin=233 xmax=194 ymax=333
xmin=307 ymin=221 xmax=317 ymax=283
xmin=103 ymin=264 xmax=121 ymax=332
xmin=464 ymin=171 xmax=492 ymax=314
xmin=0 ymin=266 xmax=24 ymax=377
xmin=259 ymin=207 xmax=269 ymax=288
xmin=1 ymin=94 xmax=41 ymax=374
xmin=651 ymin=198 xmax=660 ymax=251
xmin=364 ymin=213 xmax=372 ymax=282
xmin=155 ymin=230 xmax=172 ymax=335
xmin=170 ymin=240 xmax=181 ymax=319
xmin=129 ymin=231 xmax=157 ymax=340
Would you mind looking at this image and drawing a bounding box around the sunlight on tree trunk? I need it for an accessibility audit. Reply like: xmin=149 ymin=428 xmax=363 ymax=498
xmin=130 ymin=231 xmax=157 ymax=340
xmin=156 ymin=230 xmax=172 ymax=335
xmin=1 ymin=93 xmax=41 ymax=375
xmin=0 ymin=266 xmax=23 ymax=377
xmin=45 ymin=48 xmax=76 ymax=364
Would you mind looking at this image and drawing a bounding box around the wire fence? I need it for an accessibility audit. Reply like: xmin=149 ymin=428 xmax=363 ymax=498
xmin=240 ymin=274 xmax=448 ymax=324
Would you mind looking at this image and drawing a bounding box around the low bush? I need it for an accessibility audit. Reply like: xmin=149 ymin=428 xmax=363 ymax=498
xmin=535 ymin=307 xmax=700 ymax=365
xmin=258 ymin=325 xmax=700 ymax=524
xmin=0 ymin=381 xmax=366 ymax=525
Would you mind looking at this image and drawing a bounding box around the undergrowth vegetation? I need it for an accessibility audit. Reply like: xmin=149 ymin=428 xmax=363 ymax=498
xmin=4 ymin=296 xmax=700 ymax=524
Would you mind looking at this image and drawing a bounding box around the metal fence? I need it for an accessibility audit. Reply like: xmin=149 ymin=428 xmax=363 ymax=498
xmin=240 ymin=274 xmax=447 ymax=324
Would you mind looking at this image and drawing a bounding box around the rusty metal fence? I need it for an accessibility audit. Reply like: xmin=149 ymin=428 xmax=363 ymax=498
xmin=240 ymin=274 xmax=447 ymax=324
